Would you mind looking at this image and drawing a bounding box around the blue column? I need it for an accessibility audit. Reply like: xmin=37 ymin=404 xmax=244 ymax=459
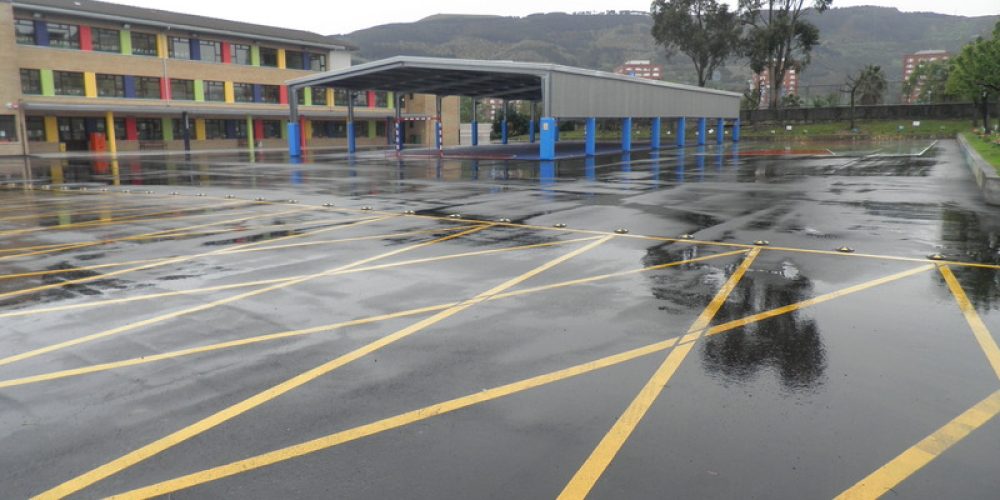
xmin=650 ymin=117 xmax=662 ymax=150
xmin=585 ymin=117 xmax=596 ymax=156
xmin=529 ymin=120 xmax=536 ymax=144
xmin=34 ymin=21 xmax=49 ymax=46
xmin=189 ymin=39 xmax=201 ymax=61
xmin=501 ymin=120 xmax=508 ymax=145
xmin=733 ymin=118 xmax=741 ymax=143
xmin=347 ymin=122 xmax=356 ymax=154
xmin=435 ymin=120 xmax=442 ymax=150
xmin=717 ymin=118 xmax=725 ymax=145
xmin=677 ymin=117 xmax=687 ymax=147
xmin=539 ymin=117 xmax=557 ymax=161
xmin=253 ymin=84 xmax=264 ymax=103
xmin=123 ymin=76 xmax=137 ymax=98
xmin=287 ymin=122 xmax=301 ymax=157
xmin=697 ymin=117 xmax=707 ymax=146
xmin=471 ymin=121 xmax=478 ymax=146
xmin=621 ymin=117 xmax=633 ymax=152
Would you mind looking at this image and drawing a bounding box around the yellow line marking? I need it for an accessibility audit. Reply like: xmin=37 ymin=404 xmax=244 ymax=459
xmin=0 ymin=203 xmax=190 ymax=222
xmin=106 ymin=336 xmax=681 ymax=499
xmin=10 ymin=255 xmax=932 ymax=498
xmin=558 ymin=248 xmax=761 ymax=499
xmin=0 ymin=235 xmax=592 ymax=320
xmin=0 ymin=217 xmax=396 ymax=369
xmin=0 ymin=212 xmax=379 ymax=300
xmin=939 ymin=265 xmax=1000 ymax=381
xmin=0 ymin=200 xmax=248 ymax=237
xmin=836 ymin=389 xmax=1000 ymax=500
xmin=34 ymin=234 xmax=607 ymax=500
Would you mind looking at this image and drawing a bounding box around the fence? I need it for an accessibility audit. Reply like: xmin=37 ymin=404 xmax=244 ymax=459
xmin=741 ymin=102 xmax=982 ymax=124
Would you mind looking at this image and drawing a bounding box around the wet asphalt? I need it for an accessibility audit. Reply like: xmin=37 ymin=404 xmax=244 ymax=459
xmin=0 ymin=139 xmax=998 ymax=499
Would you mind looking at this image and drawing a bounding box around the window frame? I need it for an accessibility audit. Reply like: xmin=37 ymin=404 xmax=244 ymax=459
xmin=134 ymin=76 xmax=162 ymax=100
xmin=20 ymin=69 xmax=42 ymax=95
xmin=199 ymin=39 xmax=223 ymax=63
xmin=46 ymin=22 xmax=81 ymax=50
xmin=261 ymin=85 xmax=281 ymax=104
xmin=96 ymin=74 xmax=125 ymax=98
xmin=170 ymin=79 xmax=196 ymax=101
xmin=232 ymin=82 xmax=254 ymax=103
xmin=131 ymin=32 xmax=158 ymax=57
xmin=0 ymin=116 xmax=17 ymax=143
xmin=91 ymin=27 xmax=121 ymax=53
xmin=53 ymin=70 xmax=86 ymax=96
xmin=168 ymin=36 xmax=191 ymax=60
xmin=15 ymin=19 xmax=36 ymax=45
xmin=259 ymin=47 xmax=278 ymax=67
xmin=25 ymin=116 xmax=46 ymax=142
xmin=203 ymin=80 xmax=226 ymax=102
xmin=231 ymin=43 xmax=252 ymax=65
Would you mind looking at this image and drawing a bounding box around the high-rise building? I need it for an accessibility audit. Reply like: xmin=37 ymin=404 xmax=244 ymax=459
xmin=614 ymin=60 xmax=663 ymax=81
xmin=0 ymin=0 xmax=457 ymax=157
xmin=902 ymin=50 xmax=950 ymax=104
xmin=752 ymin=67 xmax=798 ymax=108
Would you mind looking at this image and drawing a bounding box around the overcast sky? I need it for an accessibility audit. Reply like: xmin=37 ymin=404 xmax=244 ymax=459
xmin=110 ymin=0 xmax=998 ymax=35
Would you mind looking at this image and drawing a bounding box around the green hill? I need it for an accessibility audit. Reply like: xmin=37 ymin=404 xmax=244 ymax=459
xmin=339 ymin=7 xmax=998 ymax=94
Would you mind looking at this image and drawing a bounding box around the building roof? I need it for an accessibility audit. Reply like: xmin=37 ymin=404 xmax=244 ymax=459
xmin=287 ymin=56 xmax=741 ymax=119
xmin=11 ymin=0 xmax=356 ymax=51
xmin=912 ymin=50 xmax=948 ymax=55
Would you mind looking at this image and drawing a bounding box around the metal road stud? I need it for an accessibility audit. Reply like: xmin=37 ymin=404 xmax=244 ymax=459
xmin=287 ymin=200 xmax=298 ymax=204
xmin=615 ymin=228 xmax=630 ymax=234
xmin=41 ymin=185 xmax=51 ymax=190
xmin=255 ymin=197 xmax=266 ymax=201
xmin=361 ymin=206 xmax=373 ymax=211
xmin=171 ymin=192 xmax=179 ymax=195
xmin=837 ymin=246 xmax=855 ymax=253
xmin=680 ymin=234 xmax=695 ymax=240
xmin=753 ymin=240 xmax=770 ymax=246
xmin=144 ymin=190 xmax=153 ymax=194
xmin=449 ymin=214 xmax=463 ymax=219
xmin=553 ymin=223 xmax=567 ymax=228
xmin=928 ymin=253 xmax=945 ymax=261
xmin=403 ymin=210 xmax=415 ymax=215
xmin=226 ymin=195 xmax=236 ymax=199
xmin=323 ymin=203 xmax=335 ymax=207
xmin=197 ymin=193 xmax=207 ymax=197
xmin=498 ymin=218 xmax=512 ymax=223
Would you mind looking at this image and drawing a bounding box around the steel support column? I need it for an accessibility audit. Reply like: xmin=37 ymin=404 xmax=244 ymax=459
xmin=733 ymin=118 xmax=741 ymax=143
xmin=677 ymin=117 xmax=687 ymax=147
xmin=697 ymin=117 xmax=707 ymax=146
xmin=717 ymin=118 xmax=725 ymax=145
xmin=346 ymin=91 xmax=356 ymax=154
xmin=539 ymin=117 xmax=557 ymax=161
xmin=471 ymin=99 xmax=479 ymax=146
xmin=650 ymin=117 xmax=661 ymax=150
xmin=622 ymin=117 xmax=633 ymax=152
xmin=585 ymin=117 xmax=596 ymax=156
xmin=435 ymin=95 xmax=443 ymax=151
xmin=501 ymin=99 xmax=509 ymax=145
xmin=288 ymin=87 xmax=301 ymax=157
xmin=395 ymin=94 xmax=404 ymax=151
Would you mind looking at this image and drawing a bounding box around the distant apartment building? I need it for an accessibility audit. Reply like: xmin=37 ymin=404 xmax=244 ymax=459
xmin=752 ymin=67 xmax=798 ymax=108
xmin=902 ymin=50 xmax=950 ymax=104
xmin=614 ymin=60 xmax=662 ymax=80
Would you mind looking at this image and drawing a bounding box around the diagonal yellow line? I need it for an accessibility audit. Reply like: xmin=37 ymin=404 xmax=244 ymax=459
xmin=92 ymin=259 xmax=935 ymax=497
xmin=0 ymin=234 xmax=592 ymax=320
xmin=939 ymin=265 xmax=1000 ymax=381
xmin=0 ymin=200 xmax=248 ymax=237
xmin=33 ymin=234 xmax=609 ymax=500
xmin=0 ymin=217 xmax=397 ymax=369
xmin=558 ymin=247 xmax=761 ymax=499
xmin=836 ymin=389 xmax=1000 ymax=500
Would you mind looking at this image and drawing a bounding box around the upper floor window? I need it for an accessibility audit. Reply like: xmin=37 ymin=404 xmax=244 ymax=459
xmin=199 ymin=40 xmax=223 ymax=63
xmin=261 ymin=85 xmax=281 ymax=104
xmin=308 ymin=53 xmax=327 ymax=72
xmin=285 ymin=50 xmax=305 ymax=70
xmin=131 ymin=32 xmax=158 ymax=56
xmin=353 ymin=92 xmax=368 ymax=107
xmin=334 ymin=89 xmax=349 ymax=107
xmin=259 ymin=47 xmax=278 ymax=67
xmin=92 ymin=28 xmax=120 ymax=52
xmin=53 ymin=71 xmax=85 ymax=96
xmin=135 ymin=77 xmax=161 ymax=99
xmin=311 ymin=87 xmax=328 ymax=106
xmin=233 ymin=83 xmax=254 ymax=103
xmin=374 ymin=91 xmax=388 ymax=108
xmin=168 ymin=37 xmax=191 ymax=59
xmin=47 ymin=23 xmax=80 ymax=49
xmin=15 ymin=19 xmax=35 ymax=45
xmin=231 ymin=44 xmax=251 ymax=65
xmin=171 ymin=79 xmax=195 ymax=100
xmin=204 ymin=80 xmax=226 ymax=102
xmin=96 ymin=74 xmax=125 ymax=98
xmin=26 ymin=117 xmax=46 ymax=142
xmin=20 ymin=69 xmax=42 ymax=95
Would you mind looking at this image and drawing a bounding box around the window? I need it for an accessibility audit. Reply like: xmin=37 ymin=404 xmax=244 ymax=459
xmin=135 ymin=119 xmax=163 ymax=140
xmin=168 ymin=37 xmax=191 ymax=59
xmin=231 ymin=44 xmax=251 ymax=65
xmin=204 ymin=119 xmax=226 ymax=139
xmin=0 ymin=116 xmax=16 ymax=143
xmin=131 ymin=32 xmax=158 ymax=56
xmin=262 ymin=120 xmax=282 ymax=139
xmin=311 ymin=87 xmax=327 ymax=106
xmin=53 ymin=71 xmax=85 ymax=96
xmin=374 ymin=91 xmax=388 ymax=108
xmin=334 ymin=89 xmax=349 ymax=106
xmin=26 ymin=117 xmax=45 ymax=142
xmin=261 ymin=85 xmax=281 ymax=104
xmin=285 ymin=50 xmax=305 ymax=70
xmin=312 ymin=120 xmax=332 ymax=138
xmin=171 ymin=79 xmax=195 ymax=100
xmin=96 ymin=74 xmax=125 ymax=98
xmin=47 ymin=23 xmax=80 ymax=49
xmin=92 ymin=28 xmax=120 ymax=52
xmin=376 ymin=121 xmax=387 ymax=137
xmin=308 ymin=53 xmax=327 ymax=71
xmin=15 ymin=19 xmax=35 ymax=45
xmin=353 ymin=92 xmax=368 ymax=107
xmin=204 ymin=81 xmax=225 ymax=102
xmin=259 ymin=47 xmax=278 ymax=67
xmin=233 ymin=83 xmax=254 ymax=103
xmin=135 ymin=77 xmax=161 ymax=99
xmin=172 ymin=118 xmax=190 ymax=140
xmin=199 ymin=40 xmax=223 ymax=63
xmin=20 ymin=69 xmax=42 ymax=95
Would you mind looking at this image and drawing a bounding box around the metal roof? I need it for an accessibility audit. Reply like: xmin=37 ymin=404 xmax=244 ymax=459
xmin=286 ymin=57 xmax=741 ymax=119
xmin=20 ymin=102 xmax=398 ymax=120
xmin=12 ymin=0 xmax=355 ymax=51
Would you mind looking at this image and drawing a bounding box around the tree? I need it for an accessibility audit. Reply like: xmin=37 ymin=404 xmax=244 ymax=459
xmin=904 ymin=60 xmax=952 ymax=104
xmin=843 ymin=65 xmax=887 ymax=129
xmin=491 ymin=107 xmax=530 ymax=139
xmin=651 ymin=0 xmax=742 ymax=87
xmin=947 ymin=21 xmax=1000 ymax=131
xmin=740 ymin=0 xmax=833 ymax=109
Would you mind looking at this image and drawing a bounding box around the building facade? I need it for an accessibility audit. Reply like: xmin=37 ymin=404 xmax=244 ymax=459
xmin=902 ymin=50 xmax=949 ymax=104
xmin=0 ymin=0 xmax=457 ymax=157
xmin=752 ymin=67 xmax=798 ymax=108
xmin=613 ymin=60 xmax=663 ymax=80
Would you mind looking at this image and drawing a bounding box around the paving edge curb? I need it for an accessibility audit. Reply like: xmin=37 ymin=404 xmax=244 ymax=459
xmin=957 ymin=134 xmax=1000 ymax=206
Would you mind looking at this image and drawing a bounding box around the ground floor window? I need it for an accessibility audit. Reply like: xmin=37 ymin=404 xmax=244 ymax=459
xmin=376 ymin=121 xmax=387 ymax=137
xmin=136 ymin=118 xmax=163 ymax=140
xmin=262 ymin=120 xmax=282 ymax=139
xmin=0 ymin=116 xmax=17 ymax=142
xmin=311 ymin=120 xmax=347 ymax=139
xmin=204 ymin=119 xmax=246 ymax=140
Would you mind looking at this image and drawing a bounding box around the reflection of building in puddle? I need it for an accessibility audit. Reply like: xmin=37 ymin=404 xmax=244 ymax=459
xmin=941 ymin=208 xmax=1000 ymax=310
xmin=701 ymin=259 xmax=827 ymax=391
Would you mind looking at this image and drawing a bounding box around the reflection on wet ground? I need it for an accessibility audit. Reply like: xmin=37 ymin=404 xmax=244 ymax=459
xmin=1 ymin=139 xmax=999 ymax=498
